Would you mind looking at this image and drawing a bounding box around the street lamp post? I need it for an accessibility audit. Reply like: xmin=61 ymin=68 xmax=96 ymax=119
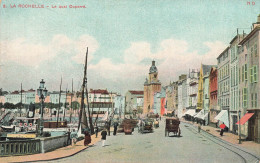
xmin=238 ymin=110 xmax=241 ymax=144
xmin=37 ymin=79 xmax=48 ymax=136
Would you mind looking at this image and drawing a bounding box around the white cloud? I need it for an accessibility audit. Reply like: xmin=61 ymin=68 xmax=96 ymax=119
xmin=0 ymin=34 xmax=99 ymax=66
xmin=88 ymin=38 xmax=226 ymax=92
xmin=124 ymin=42 xmax=152 ymax=63
xmin=0 ymin=36 xmax=226 ymax=94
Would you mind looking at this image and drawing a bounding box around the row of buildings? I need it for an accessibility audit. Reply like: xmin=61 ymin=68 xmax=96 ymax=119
xmin=141 ymin=15 xmax=260 ymax=143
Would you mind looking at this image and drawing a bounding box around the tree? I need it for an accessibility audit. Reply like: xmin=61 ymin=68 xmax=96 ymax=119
xmin=137 ymin=108 xmax=143 ymax=114
xmin=4 ymin=102 xmax=15 ymax=109
xmin=15 ymin=102 xmax=23 ymax=109
xmin=71 ymin=101 xmax=80 ymax=110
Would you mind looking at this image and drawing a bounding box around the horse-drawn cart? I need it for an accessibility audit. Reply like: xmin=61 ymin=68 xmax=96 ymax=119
xmin=139 ymin=119 xmax=153 ymax=134
xmin=165 ymin=118 xmax=181 ymax=137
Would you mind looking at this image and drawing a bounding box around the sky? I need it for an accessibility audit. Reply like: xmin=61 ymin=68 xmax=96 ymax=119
xmin=0 ymin=0 xmax=259 ymax=94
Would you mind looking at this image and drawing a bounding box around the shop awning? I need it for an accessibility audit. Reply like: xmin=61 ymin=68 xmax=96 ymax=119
xmin=194 ymin=109 xmax=204 ymax=119
xmin=183 ymin=109 xmax=196 ymax=116
xmin=190 ymin=112 xmax=197 ymax=117
xmin=202 ymin=112 xmax=209 ymax=120
xmin=215 ymin=110 xmax=229 ymax=127
xmin=236 ymin=113 xmax=254 ymax=125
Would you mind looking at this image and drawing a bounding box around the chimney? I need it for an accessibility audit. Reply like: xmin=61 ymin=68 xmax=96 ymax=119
xmin=152 ymin=60 xmax=155 ymax=66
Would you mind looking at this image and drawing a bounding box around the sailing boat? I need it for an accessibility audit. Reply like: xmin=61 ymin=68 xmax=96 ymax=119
xmin=77 ymin=47 xmax=90 ymax=136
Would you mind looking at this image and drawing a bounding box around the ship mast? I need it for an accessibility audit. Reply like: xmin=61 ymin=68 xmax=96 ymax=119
xmin=78 ymin=47 xmax=89 ymax=131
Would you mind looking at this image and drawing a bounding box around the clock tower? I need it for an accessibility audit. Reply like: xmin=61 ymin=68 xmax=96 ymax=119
xmin=143 ymin=61 xmax=161 ymax=114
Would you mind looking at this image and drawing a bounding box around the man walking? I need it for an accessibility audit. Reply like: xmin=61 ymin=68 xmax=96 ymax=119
xmin=198 ymin=123 xmax=201 ymax=133
xmin=108 ymin=120 xmax=111 ymax=136
xmin=95 ymin=125 xmax=99 ymax=138
xmin=101 ymin=129 xmax=107 ymax=147
xmin=113 ymin=121 xmax=118 ymax=135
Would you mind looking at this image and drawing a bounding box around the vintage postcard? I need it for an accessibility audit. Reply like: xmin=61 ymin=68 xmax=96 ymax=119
xmin=0 ymin=0 xmax=260 ymax=162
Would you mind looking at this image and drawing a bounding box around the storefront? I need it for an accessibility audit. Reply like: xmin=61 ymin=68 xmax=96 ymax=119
xmin=237 ymin=110 xmax=260 ymax=143
xmin=214 ymin=110 xmax=230 ymax=129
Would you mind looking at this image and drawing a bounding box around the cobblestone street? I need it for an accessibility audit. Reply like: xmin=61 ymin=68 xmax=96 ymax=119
xmin=49 ymin=119 xmax=259 ymax=163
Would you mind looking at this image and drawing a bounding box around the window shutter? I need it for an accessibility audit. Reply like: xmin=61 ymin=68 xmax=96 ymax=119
xmin=239 ymin=68 xmax=241 ymax=84
xmin=251 ymin=93 xmax=254 ymax=107
xmin=245 ymin=64 xmax=248 ymax=81
xmin=256 ymin=93 xmax=258 ymax=107
xmin=239 ymin=90 xmax=240 ymax=107
xmin=243 ymin=88 xmax=248 ymax=108
xmin=242 ymin=65 xmax=244 ymax=82
xmin=254 ymin=65 xmax=257 ymax=83
xmin=250 ymin=67 xmax=253 ymax=83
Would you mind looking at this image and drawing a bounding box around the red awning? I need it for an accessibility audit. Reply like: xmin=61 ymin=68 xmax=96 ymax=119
xmin=236 ymin=113 xmax=254 ymax=125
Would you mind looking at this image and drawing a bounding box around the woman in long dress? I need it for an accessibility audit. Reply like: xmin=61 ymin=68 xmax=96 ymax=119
xmin=84 ymin=130 xmax=91 ymax=146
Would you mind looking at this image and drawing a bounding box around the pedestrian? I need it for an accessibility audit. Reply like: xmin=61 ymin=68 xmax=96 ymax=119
xmin=113 ymin=121 xmax=118 ymax=135
xmin=108 ymin=120 xmax=111 ymax=136
xmin=198 ymin=123 xmax=201 ymax=133
xmin=84 ymin=130 xmax=91 ymax=146
xmin=67 ymin=129 xmax=71 ymax=145
xmin=160 ymin=116 xmax=161 ymax=121
xmin=220 ymin=128 xmax=224 ymax=136
xmin=101 ymin=129 xmax=107 ymax=147
xmin=95 ymin=125 xmax=99 ymax=138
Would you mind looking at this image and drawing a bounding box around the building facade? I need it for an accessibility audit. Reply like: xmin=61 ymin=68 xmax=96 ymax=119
xmin=238 ymin=16 xmax=260 ymax=142
xmin=114 ymin=95 xmax=125 ymax=117
xmin=229 ymin=34 xmax=246 ymax=133
xmin=143 ymin=61 xmax=161 ymax=114
xmin=5 ymin=89 xmax=36 ymax=105
xmin=197 ymin=64 xmax=215 ymax=111
xmin=125 ymin=90 xmax=144 ymax=114
xmin=88 ymin=89 xmax=113 ymax=113
xmin=217 ymin=48 xmax=230 ymax=113
xmin=209 ymin=67 xmax=218 ymax=125
xmin=165 ymin=81 xmax=178 ymax=115
xmin=187 ymin=69 xmax=199 ymax=111
xmin=177 ymin=74 xmax=187 ymax=118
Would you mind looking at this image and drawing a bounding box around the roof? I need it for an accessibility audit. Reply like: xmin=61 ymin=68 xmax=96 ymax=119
xmin=202 ymin=64 xmax=216 ymax=76
xmin=210 ymin=67 xmax=217 ymax=74
xmin=11 ymin=90 xmax=26 ymax=94
xmin=89 ymin=89 xmax=109 ymax=94
xmin=129 ymin=90 xmax=144 ymax=95
xmin=217 ymin=47 xmax=229 ymax=59
xmin=27 ymin=89 xmax=35 ymax=92
xmin=239 ymin=26 xmax=260 ymax=45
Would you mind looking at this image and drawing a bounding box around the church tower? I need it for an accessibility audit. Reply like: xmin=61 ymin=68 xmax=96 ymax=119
xmin=143 ymin=61 xmax=161 ymax=114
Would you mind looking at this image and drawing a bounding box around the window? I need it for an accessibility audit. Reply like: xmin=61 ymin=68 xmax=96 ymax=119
xmin=245 ymin=64 xmax=248 ymax=81
xmin=255 ymin=93 xmax=258 ymax=107
xmin=250 ymin=47 xmax=253 ymax=57
xmin=251 ymin=93 xmax=254 ymax=107
xmin=239 ymin=90 xmax=240 ymax=107
xmin=236 ymin=66 xmax=238 ymax=85
xmin=231 ymin=67 xmax=233 ymax=86
xmin=253 ymin=65 xmax=258 ymax=83
xmin=243 ymin=88 xmax=247 ymax=108
xmin=254 ymin=43 xmax=258 ymax=57
xmin=239 ymin=68 xmax=241 ymax=84
xmin=228 ymin=65 xmax=230 ymax=76
xmin=242 ymin=65 xmax=244 ymax=82
xmin=250 ymin=67 xmax=253 ymax=83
